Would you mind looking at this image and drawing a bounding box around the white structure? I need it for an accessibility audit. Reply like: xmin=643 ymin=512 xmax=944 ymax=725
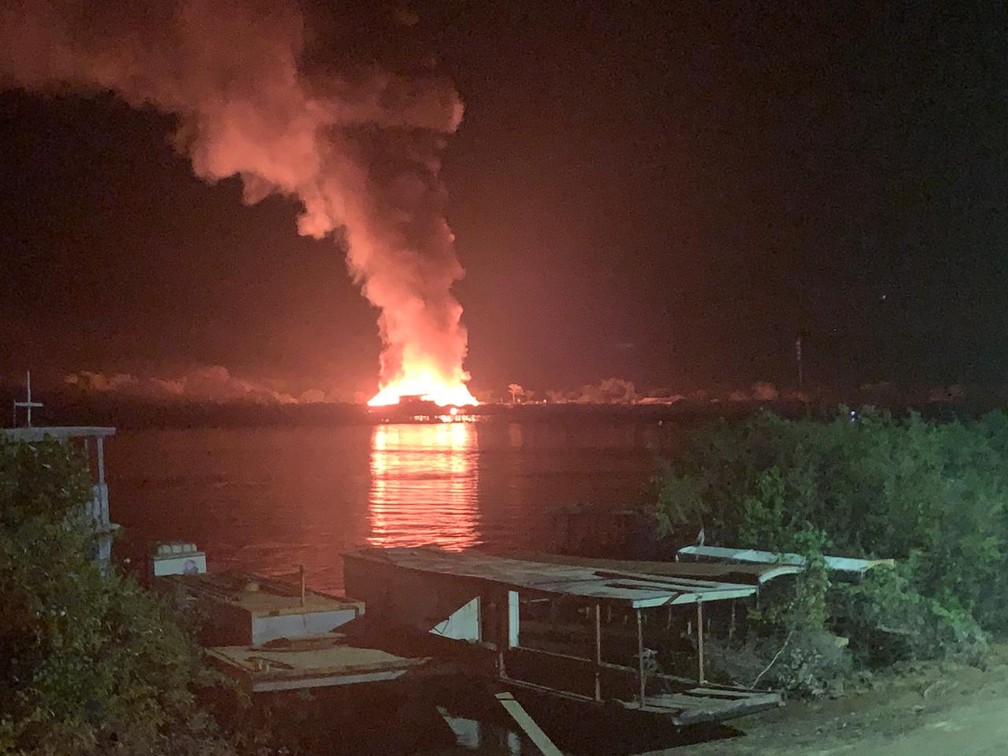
xmin=159 ymin=572 xmax=365 ymax=647
xmin=150 ymin=542 xmax=208 ymax=578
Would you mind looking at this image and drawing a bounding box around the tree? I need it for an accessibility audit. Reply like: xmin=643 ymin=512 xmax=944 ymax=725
xmin=0 ymin=437 xmax=232 ymax=754
xmin=507 ymin=383 xmax=525 ymax=404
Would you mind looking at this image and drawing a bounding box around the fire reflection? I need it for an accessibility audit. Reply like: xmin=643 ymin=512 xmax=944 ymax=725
xmin=368 ymin=422 xmax=479 ymax=549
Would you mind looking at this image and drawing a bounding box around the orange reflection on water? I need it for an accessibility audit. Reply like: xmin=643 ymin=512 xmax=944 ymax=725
xmin=368 ymin=422 xmax=479 ymax=549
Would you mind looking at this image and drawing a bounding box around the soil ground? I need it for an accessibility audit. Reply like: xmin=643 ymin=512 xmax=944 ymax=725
xmin=664 ymin=642 xmax=1008 ymax=755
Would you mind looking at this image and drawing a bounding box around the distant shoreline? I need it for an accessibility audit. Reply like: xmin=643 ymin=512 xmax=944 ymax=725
xmin=1 ymin=388 xmax=998 ymax=431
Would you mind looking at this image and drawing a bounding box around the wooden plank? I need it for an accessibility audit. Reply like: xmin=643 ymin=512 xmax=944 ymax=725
xmin=686 ymin=686 xmax=769 ymax=699
xmin=504 ymin=677 xmax=595 ymax=703
xmin=644 ymin=693 xmax=732 ymax=709
xmin=670 ymin=695 xmax=783 ymax=725
xmin=252 ymin=669 xmax=407 ymax=692
xmin=496 ymin=692 xmax=564 ymax=756
xmin=680 ymin=679 xmax=765 ymax=692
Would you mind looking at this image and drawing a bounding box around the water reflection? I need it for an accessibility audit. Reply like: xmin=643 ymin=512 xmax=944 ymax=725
xmin=368 ymin=423 xmax=479 ymax=549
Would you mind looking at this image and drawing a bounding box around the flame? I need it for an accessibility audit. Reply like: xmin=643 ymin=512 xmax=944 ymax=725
xmin=368 ymin=365 xmax=478 ymax=407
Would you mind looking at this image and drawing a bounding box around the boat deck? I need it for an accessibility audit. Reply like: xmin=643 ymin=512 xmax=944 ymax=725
xmin=164 ymin=572 xmax=364 ymax=618
xmin=159 ymin=572 xmax=363 ymax=646
xmin=207 ymin=633 xmax=431 ymax=693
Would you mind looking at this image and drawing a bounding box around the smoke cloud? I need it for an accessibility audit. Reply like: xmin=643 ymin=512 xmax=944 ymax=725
xmin=0 ymin=0 xmax=470 ymax=397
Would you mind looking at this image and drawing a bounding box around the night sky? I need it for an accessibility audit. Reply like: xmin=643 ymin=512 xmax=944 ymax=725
xmin=2 ymin=1 xmax=1007 ymax=400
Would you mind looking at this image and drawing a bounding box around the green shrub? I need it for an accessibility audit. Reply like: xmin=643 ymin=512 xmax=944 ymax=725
xmin=0 ymin=437 xmax=233 ymax=754
xmin=832 ymin=563 xmax=987 ymax=668
xmin=655 ymin=408 xmax=1008 ymax=682
xmin=705 ymin=630 xmax=851 ymax=698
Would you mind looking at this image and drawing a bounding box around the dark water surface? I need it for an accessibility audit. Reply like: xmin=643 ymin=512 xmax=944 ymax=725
xmin=108 ymin=418 xmax=679 ymax=592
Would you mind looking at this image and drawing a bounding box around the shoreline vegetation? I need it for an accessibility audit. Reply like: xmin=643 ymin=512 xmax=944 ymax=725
xmin=4 ymin=375 xmax=1008 ymax=430
xmin=4 ymin=407 xmax=1008 ymax=752
xmin=655 ymin=408 xmax=1007 ymax=697
xmin=0 ymin=437 xmax=236 ymax=753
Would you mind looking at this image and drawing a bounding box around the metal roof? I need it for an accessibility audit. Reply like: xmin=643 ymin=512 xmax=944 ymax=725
xmin=343 ymin=547 xmax=757 ymax=609
xmin=1 ymin=426 xmax=116 ymax=442
xmin=501 ymin=550 xmax=803 ymax=585
xmin=677 ymin=545 xmax=894 ymax=576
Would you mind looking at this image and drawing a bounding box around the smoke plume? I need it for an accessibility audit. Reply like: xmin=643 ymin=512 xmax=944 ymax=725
xmin=0 ymin=0 xmax=472 ymax=401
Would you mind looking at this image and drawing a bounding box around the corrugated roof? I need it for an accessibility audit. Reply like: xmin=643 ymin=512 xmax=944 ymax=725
xmin=499 ymin=550 xmax=803 ymax=585
xmin=677 ymin=545 xmax=894 ymax=575
xmin=343 ymin=547 xmax=756 ymax=609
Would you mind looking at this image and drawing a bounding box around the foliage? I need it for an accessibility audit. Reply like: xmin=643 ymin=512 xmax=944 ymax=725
xmin=0 ymin=437 xmax=233 ymax=754
xmin=831 ymin=562 xmax=987 ymax=668
xmin=656 ymin=408 xmax=1008 ymax=690
xmin=705 ymin=630 xmax=851 ymax=698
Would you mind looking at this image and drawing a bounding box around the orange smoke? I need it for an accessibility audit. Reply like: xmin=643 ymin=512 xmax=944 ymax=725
xmin=0 ymin=0 xmax=476 ymax=405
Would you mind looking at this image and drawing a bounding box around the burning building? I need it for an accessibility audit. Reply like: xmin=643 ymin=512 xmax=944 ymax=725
xmin=368 ymin=394 xmax=476 ymax=424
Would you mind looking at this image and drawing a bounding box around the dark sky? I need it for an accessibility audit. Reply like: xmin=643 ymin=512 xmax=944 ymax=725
xmin=2 ymin=1 xmax=1007 ymax=399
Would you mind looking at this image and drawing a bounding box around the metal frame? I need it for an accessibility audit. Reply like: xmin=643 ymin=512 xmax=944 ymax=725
xmin=499 ymin=589 xmax=715 ymax=710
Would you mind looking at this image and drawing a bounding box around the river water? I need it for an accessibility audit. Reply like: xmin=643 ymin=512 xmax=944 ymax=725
xmin=108 ymin=418 xmax=679 ymax=592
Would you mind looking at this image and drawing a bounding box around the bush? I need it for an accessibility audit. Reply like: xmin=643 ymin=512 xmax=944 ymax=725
xmin=705 ymin=630 xmax=851 ymax=698
xmin=832 ymin=564 xmax=987 ymax=668
xmin=655 ymin=408 xmax=1008 ymax=686
xmin=0 ymin=437 xmax=233 ymax=754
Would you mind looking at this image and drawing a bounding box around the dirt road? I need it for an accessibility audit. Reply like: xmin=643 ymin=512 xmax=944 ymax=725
xmin=673 ymin=643 xmax=1008 ymax=756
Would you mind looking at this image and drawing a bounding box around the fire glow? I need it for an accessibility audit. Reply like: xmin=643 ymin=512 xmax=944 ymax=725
xmin=368 ymin=370 xmax=478 ymax=408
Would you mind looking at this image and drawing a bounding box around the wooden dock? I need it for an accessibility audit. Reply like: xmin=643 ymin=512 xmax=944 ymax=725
xmin=342 ymin=546 xmax=784 ymax=727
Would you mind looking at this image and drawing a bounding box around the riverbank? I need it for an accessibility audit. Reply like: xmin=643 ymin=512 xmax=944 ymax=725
xmin=676 ymin=642 xmax=1008 ymax=755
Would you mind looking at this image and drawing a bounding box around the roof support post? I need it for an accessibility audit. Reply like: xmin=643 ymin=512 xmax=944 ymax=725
xmin=498 ymin=591 xmax=510 ymax=680
xmin=636 ymin=608 xmax=646 ymax=707
xmin=507 ymin=590 xmax=520 ymax=649
xmin=593 ymin=602 xmax=602 ymax=702
xmin=697 ymin=599 xmax=705 ymax=684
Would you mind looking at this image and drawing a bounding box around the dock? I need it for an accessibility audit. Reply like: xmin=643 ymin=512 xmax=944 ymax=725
xmin=342 ymin=546 xmax=784 ymax=726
